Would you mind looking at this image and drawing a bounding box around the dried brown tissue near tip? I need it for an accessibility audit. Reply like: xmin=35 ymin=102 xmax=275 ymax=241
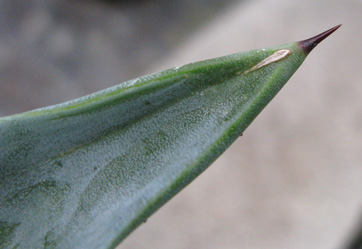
xmin=236 ymin=25 xmax=341 ymax=135
xmin=239 ymin=49 xmax=292 ymax=75
xmin=238 ymin=24 xmax=342 ymax=75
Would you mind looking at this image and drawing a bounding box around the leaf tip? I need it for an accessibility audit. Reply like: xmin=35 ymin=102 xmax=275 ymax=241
xmin=298 ymin=24 xmax=341 ymax=54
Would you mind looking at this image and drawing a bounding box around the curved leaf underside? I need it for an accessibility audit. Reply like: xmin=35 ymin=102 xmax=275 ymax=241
xmin=0 ymin=26 xmax=339 ymax=249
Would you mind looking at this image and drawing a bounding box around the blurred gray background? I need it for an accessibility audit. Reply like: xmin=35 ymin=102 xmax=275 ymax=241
xmin=0 ymin=0 xmax=361 ymax=248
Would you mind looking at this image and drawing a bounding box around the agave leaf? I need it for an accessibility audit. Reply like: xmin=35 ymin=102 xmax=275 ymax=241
xmin=0 ymin=26 xmax=340 ymax=249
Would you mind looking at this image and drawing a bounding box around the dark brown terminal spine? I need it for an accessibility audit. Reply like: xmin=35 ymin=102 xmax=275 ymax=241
xmin=299 ymin=24 xmax=341 ymax=54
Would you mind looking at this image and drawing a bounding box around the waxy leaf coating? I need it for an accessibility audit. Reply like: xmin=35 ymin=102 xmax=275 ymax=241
xmin=0 ymin=26 xmax=340 ymax=249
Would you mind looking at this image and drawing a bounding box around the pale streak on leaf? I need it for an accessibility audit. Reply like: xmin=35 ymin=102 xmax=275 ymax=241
xmin=240 ymin=49 xmax=292 ymax=75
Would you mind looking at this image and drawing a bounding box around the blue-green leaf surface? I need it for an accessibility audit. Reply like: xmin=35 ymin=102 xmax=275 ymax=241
xmin=0 ymin=26 xmax=339 ymax=249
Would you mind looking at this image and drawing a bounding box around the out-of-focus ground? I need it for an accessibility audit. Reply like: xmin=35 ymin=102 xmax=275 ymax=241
xmin=1 ymin=0 xmax=361 ymax=249
xmin=0 ymin=0 xmax=233 ymax=115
